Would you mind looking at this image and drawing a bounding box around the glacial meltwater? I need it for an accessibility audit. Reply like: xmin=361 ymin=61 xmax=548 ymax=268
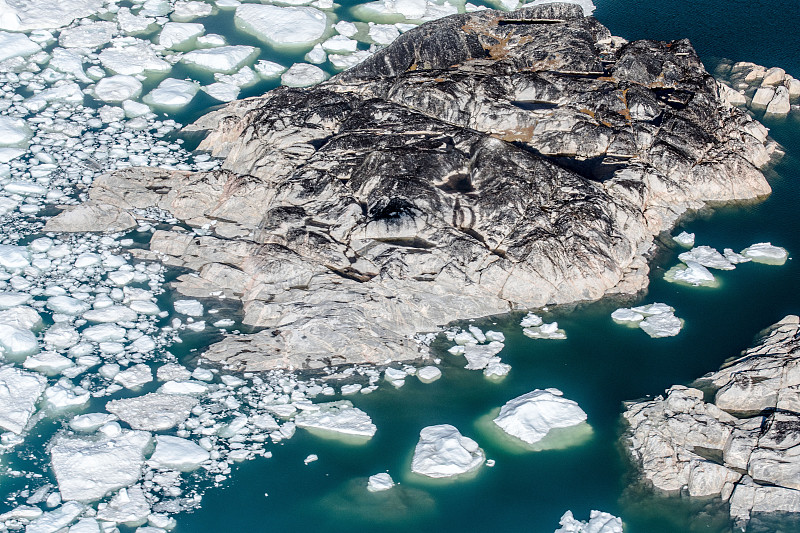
xmin=0 ymin=0 xmax=797 ymax=532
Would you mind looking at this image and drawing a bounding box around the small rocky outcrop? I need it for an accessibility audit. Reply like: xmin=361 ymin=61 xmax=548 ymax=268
xmin=623 ymin=316 xmax=800 ymax=527
xmin=46 ymin=3 xmax=777 ymax=370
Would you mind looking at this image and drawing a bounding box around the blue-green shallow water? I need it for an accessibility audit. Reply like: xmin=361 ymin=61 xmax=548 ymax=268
xmin=175 ymin=1 xmax=800 ymax=532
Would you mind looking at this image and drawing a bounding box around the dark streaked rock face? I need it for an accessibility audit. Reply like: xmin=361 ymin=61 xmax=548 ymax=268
xmin=47 ymin=3 xmax=776 ymax=370
xmin=623 ymin=316 xmax=800 ymax=527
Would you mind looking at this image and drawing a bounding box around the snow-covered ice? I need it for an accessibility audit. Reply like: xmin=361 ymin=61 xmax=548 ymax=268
xmin=281 ymin=63 xmax=327 ymax=87
xmin=295 ymin=401 xmax=377 ymax=438
xmin=99 ymin=40 xmax=171 ymax=76
xmin=0 ymin=31 xmax=40 ymax=62
xmin=25 ymin=501 xmax=85 ymax=533
xmin=663 ymin=260 xmax=717 ymax=287
xmin=50 ymin=430 xmax=151 ymax=502
xmin=462 ymin=341 xmax=504 ymax=370
xmin=174 ymin=299 xmax=203 ymax=317
xmin=411 ymin=424 xmax=484 ymax=478
xmin=0 ymin=366 xmax=46 ymax=433
xmin=234 ymin=4 xmax=328 ymax=48
xmin=678 ymin=246 xmax=735 ymax=270
xmin=106 ymin=393 xmax=198 ymax=431
xmin=639 ymin=312 xmax=682 ymax=338
xmin=93 ymin=76 xmax=143 ymax=103
xmin=672 ymin=231 xmax=695 ymax=248
xmin=0 ymin=116 xmax=32 ymax=147
xmin=492 ymin=389 xmax=587 ymax=446
xmin=741 ymin=242 xmax=788 ymax=265
xmin=613 ymin=303 xmax=682 ymax=338
xmin=182 ymin=45 xmax=258 ymax=74
xmin=367 ymin=473 xmax=395 ymax=492
xmin=417 ymin=366 xmax=441 ymax=383
xmin=59 ymin=21 xmax=115 ymax=48
xmin=159 ymin=22 xmax=205 ymax=49
xmin=143 ymin=79 xmax=200 ymax=111
xmin=95 ymin=485 xmax=150 ymax=526
xmin=554 ymin=510 xmax=623 ymax=533
xmin=523 ymin=321 xmax=567 ymax=340
xmin=114 ymin=364 xmax=153 ymax=389
xmin=149 ymin=435 xmax=210 ymax=471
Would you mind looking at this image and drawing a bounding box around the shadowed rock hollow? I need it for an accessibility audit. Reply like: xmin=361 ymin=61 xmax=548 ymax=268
xmin=47 ymin=3 xmax=778 ymax=370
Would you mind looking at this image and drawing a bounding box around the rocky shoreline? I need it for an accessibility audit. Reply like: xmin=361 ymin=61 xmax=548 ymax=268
xmin=624 ymin=315 xmax=800 ymax=527
xmin=47 ymin=3 xmax=778 ymax=371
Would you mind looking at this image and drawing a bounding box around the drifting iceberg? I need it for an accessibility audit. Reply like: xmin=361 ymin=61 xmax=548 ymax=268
xmin=411 ymin=424 xmax=484 ymax=478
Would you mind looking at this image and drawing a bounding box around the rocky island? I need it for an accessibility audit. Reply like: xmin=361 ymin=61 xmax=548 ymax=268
xmin=624 ymin=316 xmax=800 ymax=528
xmin=47 ymin=3 xmax=778 ymax=372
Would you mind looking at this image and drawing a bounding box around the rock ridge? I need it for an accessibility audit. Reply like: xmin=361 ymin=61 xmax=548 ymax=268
xmin=623 ymin=315 xmax=800 ymax=527
xmin=46 ymin=3 xmax=777 ymax=370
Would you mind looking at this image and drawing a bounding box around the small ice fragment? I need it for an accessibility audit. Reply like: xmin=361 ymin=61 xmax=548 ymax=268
xmin=294 ymin=400 xmax=377 ymax=438
xmin=156 ymin=363 xmax=192 ymax=382
xmin=554 ymin=510 xmax=623 ymax=533
xmin=174 ymin=299 xmax=204 ymax=316
xmin=159 ymin=22 xmax=205 ymax=49
xmin=25 ymin=501 xmax=85 ymax=533
xmin=149 ymin=435 xmax=210 ymax=471
xmin=0 ymin=244 xmax=30 ymax=270
xmin=84 ymin=305 xmax=138 ymax=323
xmin=483 ymin=358 xmax=511 ymax=379
xmin=24 ymin=351 xmax=74 ymax=375
xmin=281 ymin=63 xmax=327 ymax=87
xmin=114 ymin=364 xmax=153 ymax=389
xmin=484 ymin=330 xmax=505 ymax=342
xmin=367 ymin=473 xmax=394 ymax=492
xmin=0 ymin=31 xmax=40 ymax=62
xmin=417 ymin=366 xmax=441 ymax=383
xmin=341 ymin=383 xmax=362 ymax=395
xmin=630 ymin=303 xmax=673 ymax=316
xmin=143 ymin=78 xmax=200 ymax=111
xmin=493 ymin=389 xmax=587 ymax=445
xmin=663 ymin=260 xmax=716 ymax=287
xmin=741 ymin=242 xmax=788 ymax=265
xmin=463 ymin=341 xmax=504 ymax=370
xmin=723 ymin=248 xmax=750 ymax=264
xmin=69 ymin=413 xmax=117 ymax=433
xmin=106 ymin=393 xmax=198 ymax=431
xmin=610 ymin=308 xmax=644 ymax=323
xmin=678 ymin=246 xmax=734 ymax=270
xmin=639 ymin=312 xmax=682 ymax=338
xmin=254 ymin=60 xmax=287 ymax=79
xmin=304 ymin=454 xmax=318 ymax=465
xmin=47 ymin=296 xmax=89 ymax=316
xmin=520 ymin=313 xmax=543 ymax=328
xmin=0 ymin=366 xmax=46 ymax=433
xmin=94 ymin=75 xmax=143 ymax=103
xmin=95 ymin=485 xmax=150 ymax=526
xmin=411 ymin=424 xmax=484 ymax=478
xmin=182 ymin=45 xmax=257 ymax=74
xmin=0 ymin=291 xmax=31 ymax=309
xmin=82 ymin=323 xmax=126 ymax=342
xmin=672 ymin=231 xmax=695 ymax=247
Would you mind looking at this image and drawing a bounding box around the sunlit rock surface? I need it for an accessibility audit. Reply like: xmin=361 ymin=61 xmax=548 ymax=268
xmin=623 ymin=315 xmax=800 ymax=527
xmin=48 ymin=4 xmax=776 ymax=370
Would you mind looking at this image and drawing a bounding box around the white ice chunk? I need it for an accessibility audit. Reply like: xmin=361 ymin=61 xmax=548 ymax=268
xmin=417 ymin=366 xmax=441 ymax=383
xmin=174 ymin=299 xmax=203 ymax=317
xmin=69 ymin=413 xmax=117 ymax=432
xmin=0 ymin=116 xmax=32 ymax=147
xmin=172 ymin=0 xmax=214 ymax=21
xmin=99 ymin=40 xmax=171 ymax=76
xmin=629 ymin=302 xmax=673 ymax=316
xmin=483 ymin=358 xmax=511 ymax=379
xmin=5 ymin=181 xmax=47 ymax=196
xmin=639 ymin=311 xmax=682 ymax=338
xmin=84 ymin=305 xmax=138 ymax=323
xmin=484 ymin=330 xmax=505 ymax=342
xmin=68 ymin=518 xmax=101 ymax=533
xmin=106 ymin=393 xmax=198 ymax=431
xmin=328 ymin=50 xmax=371 ymax=70
xmin=723 ymin=248 xmax=750 ymax=264
xmin=468 ymin=325 xmax=486 ymax=343
xmin=182 ymin=45 xmax=257 ymax=74
xmin=203 ymin=82 xmax=240 ymax=102
xmin=523 ymin=322 xmax=566 ymax=340
xmin=493 ymin=389 xmax=587 ymax=445
xmin=59 ymin=21 xmax=115 ymax=48
xmin=664 ymin=260 xmax=716 ymax=287
xmin=82 ymin=323 xmax=126 ymax=342
xmin=26 ymin=501 xmax=85 ymax=533
xmin=50 ymin=430 xmax=151 ymax=502
xmin=158 ymin=22 xmax=204 ymax=49
xmin=114 ymin=364 xmax=153 ymax=389
xmin=23 ymin=351 xmax=74 ymax=375
xmin=0 ymin=0 xmax=108 ymax=31
xmin=254 ymin=60 xmax=286 ymax=79
xmin=281 ymin=62 xmax=327 ymax=87
xmin=0 ymin=366 xmax=46 ymax=433
xmin=95 ymin=485 xmax=150 ymax=526
xmin=520 ymin=312 xmax=543 ymax=327
xmin=148 ymin=435 xmax=210 ymax=471
xmin=44 ymin=379 xmax=90 ymax=410
xmin=368 ymin=23 xmax=399 ymax=45
xmin=367 ymin=472 xmax=394 ymax=492
xmin=453 ymin=331 xmax=477 ymax=345
xmin=678 ymin=245 xmax=735 ymax=270
xmin=554 ymin=510 xmax=623 ymax=533
xmin=47 ymin=296 xmax=89 ymax=316
xmin=672 ymin=231 xmax=695 ymax=247
xmin=93 ymin=75 xmax=142 ymax=103
xmin=0 ymin=291 xmax=31 ymax=309
xmin=234 ymin=4 xmax=328 ymax=48
xmin=143 ymin=78 xmax=200 ymax=111
xmin=741 ymin=242 xmax=788 ymax=265
xmin=411 ymin=424 xmax=485 ymax=478
xmin=610 ymin=308 xmax=644 ymax=323
xmin=295 ymin=400 xmax=376 ymax=438
xmin=159 ymin=380 xmax=209 ymax=395
xmin=0 ymin=31 xmax=40 ymax=62
xmin=334 ymin=20 xmax=357 ymax=37
xmin=462 ymin=341 xmax=504 ymax=370
xmin=156 ymin=363 xmax=191 ymax=382
xmin=321 ymin=35 xmax=358 ymax=53
xmin=0 ymin=320 xmax=39 ymax=358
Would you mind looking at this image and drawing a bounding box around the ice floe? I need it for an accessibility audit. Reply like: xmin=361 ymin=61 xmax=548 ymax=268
xmin=367 ymin=473 xmax=395 ymax=492
xmin=281 ymin=63 xmax=328 ymax=87
xmin=672 ymin=231 xmax=695 ymax=248
xmin=612 ymin=303 xmax=682 ymax=338
xmin=143 ymin=79 xmax=200 ymax=111
xmin=182 ymin=45 xmax=258 ymax=74
xmin=234 ymin=4 xmax=329 ymax=49
xmin=522 ymin=314 xmax=567 ymax=340
xmin=106 ymin=393 xmax=198 ymax=431
xmin=492 ymin=389 xmax=587 ymax=446
xmin=678 ymin=245 xmax=734 ymax=270
xmin=93 ymin=76 xmax=143 ymax=103
xmin=149 ymin=435 xmax=210 ymax=471
xmin=741 ymin=242 xmax=788 ymax=265
xmin=295 ymin=400 xmax=377 ymax=438
xmin=554 ymin=510 xmax=623 ymax=533
xmin=50 ymin=430 xmax=151 ymax=502
xmin=0 ymin=366 xmax=46 ymax=433
xmin=416 ymin=366 xmax=441 ymax=383
xmin=411 ymin=424 xmax=485 ymax=479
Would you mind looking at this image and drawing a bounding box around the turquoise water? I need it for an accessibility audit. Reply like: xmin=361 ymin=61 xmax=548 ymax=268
xmin=170 ymin=2 xmax=800 ymax=532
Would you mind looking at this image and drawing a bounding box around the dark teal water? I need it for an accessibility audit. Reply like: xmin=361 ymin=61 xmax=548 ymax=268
xmin=174 ymin=1 xmax=800 ymax=532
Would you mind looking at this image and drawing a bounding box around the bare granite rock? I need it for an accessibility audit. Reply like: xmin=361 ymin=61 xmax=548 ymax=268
xmin=46 ymin=4 xmax=776 ymax=370
xmin=623 ymin=315 xmax=800 ymax=527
